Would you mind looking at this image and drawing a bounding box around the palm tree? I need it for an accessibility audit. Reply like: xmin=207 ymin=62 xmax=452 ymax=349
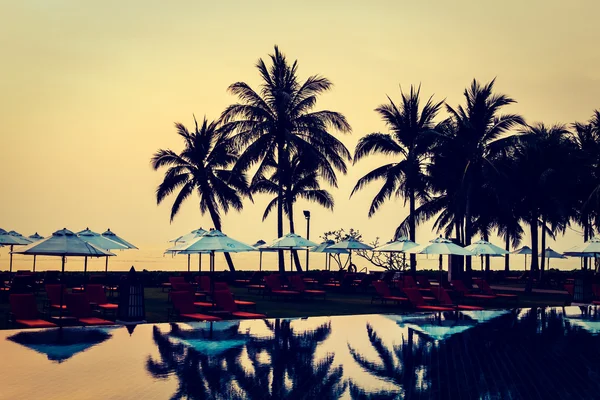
xmin=253 ymin=154 xmax=334 ymax=270
xmin=151 ymin=117 xmax=248 ymax=272
xmin=221 ymin=45 xmax=351 ymax=272
xmin=430 ymin=79 xmax=524 ymax=275
xmin=351 ymin=85 xmax=443 ymax=275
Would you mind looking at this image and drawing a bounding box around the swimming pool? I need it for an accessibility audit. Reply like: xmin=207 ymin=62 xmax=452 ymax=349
xmin=2 ymin=307 xmax=600 ymax=399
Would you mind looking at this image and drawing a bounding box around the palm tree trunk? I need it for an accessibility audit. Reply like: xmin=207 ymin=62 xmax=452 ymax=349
xmin=583 ymin=218 xmax=590 ymax=270
xmin=276 ymin=143 xmax=286 ymax=273
xmin=288 ymin=204 xmax=303 ymax=272
xmin=207 ymin=206 xmax=236 ymax=272
xmin=540 ymin=217 xmax=547 ymax=281
xmin=465 ymin=190 xmax=473 ymax=275
xmin=408 ymin=190 xmax=417 ymax=276
xmin=483 ymin=231 xmax=490 ymax=280
xmin=525 ymin=215 xmax=539 ymax=293
xmin=504 ymin=235 xmax=510 ymax=273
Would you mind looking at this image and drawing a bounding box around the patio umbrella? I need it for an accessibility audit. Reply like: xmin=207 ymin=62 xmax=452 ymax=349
xmin=28 ymin=233 xmax=44 ymax=271
xmin=13 ymin=228 xmax=114 ymax=322
xmin=165 ymin=228 xmax=208 ymax=271
xmin=178 ymin=229 xmax=255 ymax=307
xmin=328 ymin=237 xmax=373 ymax=271
xmin=267 ymin=233 xmax=319 ymax=272
xmin=465 ymin=239 xmax=509 ymax=271
xmin=374 ymin=236 xmax=419 ymax=270
xmin=0 ymin=230 xmax=32 ymax=272
xmin=251 ymin=240 xmax=278 ymax=272
xmin=7 ymin=327 xmax=113 ymax=363
xmin=77 ymin=228 xmax=128 ymax=273
xmin=311 ymin=240 xmax=349 ymax=270
xmin=565 ymin=237 xmax=600 ymax=271
xmin=540 ymin=247 xmax=566 ymax=270
xmin=386 ymin=314 xmax=476 ymax=341
xmin=512 ymin=246 xmax=533 ymax=271
xmin=101 ymin=229 xmax=138 ymax=250
xmin=406 ymin=237 xmax=473 ymax=284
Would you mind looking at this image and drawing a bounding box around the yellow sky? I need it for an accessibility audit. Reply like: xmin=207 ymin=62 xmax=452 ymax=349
xmin=1 ymin=1 xmax=599 ymax=270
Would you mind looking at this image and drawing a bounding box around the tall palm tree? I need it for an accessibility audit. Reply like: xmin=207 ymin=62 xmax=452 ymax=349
xmin=151 ymin=117 xmax=248 ymax=272
xmin=351 ymin=85 xmax=443 ymax=275
xmin=430 ymin=79 xmax=524 ymax=275
xmin=221 ymin=45 xmax=351 ymax=272
xmin=253 ymin=154 xmax=334 ymax=270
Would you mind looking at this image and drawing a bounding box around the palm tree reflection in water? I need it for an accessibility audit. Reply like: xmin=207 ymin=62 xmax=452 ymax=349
xmin=146 ymin=319 xmax=346 ymax=400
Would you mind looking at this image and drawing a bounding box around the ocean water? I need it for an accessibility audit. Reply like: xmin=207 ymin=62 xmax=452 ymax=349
xmin=1 ymin=245 xmax=582 ymax=273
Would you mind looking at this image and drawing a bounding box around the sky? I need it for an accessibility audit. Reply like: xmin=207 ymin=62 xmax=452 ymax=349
xmin=1 ymin=0 xmax=599 ymax=271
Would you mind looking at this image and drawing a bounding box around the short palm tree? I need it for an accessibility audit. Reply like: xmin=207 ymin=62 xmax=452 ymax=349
xmin=151 ymin=117 xmax=248 ymax=271
xmin=351 ymin=85 xmax=443 ymax=275
xmin=221 ymin=45 xmax=351 ymax=272
xmin=253 ymin=154 xmax=334 ymax=270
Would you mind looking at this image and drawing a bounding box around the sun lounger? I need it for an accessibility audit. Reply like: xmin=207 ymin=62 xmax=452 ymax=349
xmin=9 ymin=294 xmax=57 ymax=328
xmin=45 ymin=284 xmax=68 ymax=313
xmin=65 ymin=293 xmax=115 ymax=326
xmin=289 ymin=275 xmax=326 ymax=299
xmin=430 ymin=287 xmax=484 ymax=310
xmin=451 ymin=280 xmax=496 ymax=300
xmin=171 ymin=282 xmax=207 ymax=300
xmin=403 ymin=288 xmax=456 ymax=312
xmin=371 ymin=281 xmax=408 ymax=305
xmin=169 ymin=291 xmax=221 ymax=322
xmin=473 ymin=279 xmax=518 ymax=301
xmin=213 ymin=290 xmax=266 ymax=319
xmin=85 ymin=284 xmax=119 ymax=314
xmin=264 ymin=275 xmax=301 ymax=299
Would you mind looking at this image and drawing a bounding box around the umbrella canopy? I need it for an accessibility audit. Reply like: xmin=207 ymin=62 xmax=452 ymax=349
xmin=406 ymin=237 xmax=473 ymax=256
xmin=8 ymin=327 xmax=112 ymax=363
xmin=252 ymin=239 xmax=278 ymax=252
xmin=540 ymin=247 xmax=566 ymax=259
xmin=170 ymin=228 xmax=208 ymax=246
xmin=311 ymin=240 xmax=349 ymax=254
xmin=13 ymin=229 xmax=114 ymax=258
xmin=267 ymin=233 xmax=319 ymax=250
xmin=512 ymin=246 xmax=533 ymax=255
xmin=181 ymin=230 xmax=255 ymax=253
xmin=387 ymin=314 xmax=476 ymax=341
xmin=465 ymin=240 xmax=509 ymax=256
xmin=0 ymin=232 xmax=32 ymax=246
xmin=373 ymin=237 xmax=419 ymax=253
xmin=565 ymin=237 xmax=600 ymax=256
xmin=28 ymin=232 xmax=44 ymax=242
xmin=101 ymin=229 xmax=138 ymax=249
xmin=77 ymin=229 xmax=128 ymax=251
xmin=328 ymin=237 xmax=373 ymax=251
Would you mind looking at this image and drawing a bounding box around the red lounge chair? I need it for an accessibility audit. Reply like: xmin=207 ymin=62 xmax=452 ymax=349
xmin=172 ymin=282 xmax=207 ymax=300
xmin=451 ymin=280 xmax=496 ymax=300
xmin=564 ymin=283 xmax=574 ymax=297
xmin=9 ymin=294 xmax=57 ymax=328
xmin=210 ymin=283 xmax=257 ymax=309
xmin=65 ymin=293 xmax=114 ymax=326
xmin=169 ymin=291 xmax=221 ymax=322
xmin=474 ymin=279 xmax=518 ymax=301
xmin=431 ymin=287 xmax=484 ymax=310
xmin=403 ymin=288 xmax=455 ymax=312
xmin=45 ymin=284 xmax=68 ymax=312
xmin=85 ymin=284 xmax=119 ymax=313
xmin=396 ymin=277 xmax=435 ymax=300
xmin=289 ymin=275 xmax=326 ymax=299
xmin=371 ymin=281 xmax=408 ymax=305
xmin=162 ymin=276 xmax=186 ymax=292
xmin=195 ymin=276 xmax=211 ymax=293
xmin=213 ymin=290 xmax=266 ymax=319
xmin=264 ymin=275 xmax=300 ymax=299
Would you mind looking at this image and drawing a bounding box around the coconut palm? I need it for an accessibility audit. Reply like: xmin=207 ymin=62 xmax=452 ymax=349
xmin=429 ymin=79 xmax=525 ymax=274
xmin=253 ymin=154 xmax=334 ymax=270
xmin=221 ymin=45 xmax=351 ymax=272
xmin=151 ymin=117 xmax=248 ymax=272
xmin=351 ymin=85 xmax=443 ymax=275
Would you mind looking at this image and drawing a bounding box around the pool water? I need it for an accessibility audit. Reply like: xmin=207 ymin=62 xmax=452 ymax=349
xmin=2 ymin=307 xmax=600 ymax=399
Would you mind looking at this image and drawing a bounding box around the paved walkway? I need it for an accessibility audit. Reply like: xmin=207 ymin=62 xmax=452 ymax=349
xmin=490 ymin=285 xmax=567 ymax=295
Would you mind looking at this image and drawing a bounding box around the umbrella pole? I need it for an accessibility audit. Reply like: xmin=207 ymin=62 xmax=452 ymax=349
xmin=199 ymin=254 xmax=202 ymax=272
xmin=9 ymin=245 xmax=13 ymax=273
xmin=439 ymin=254 xmax=443 ymax=288
xmin=290 ymin=250 xmax=293 ymax=273
xmin=33 ymin=255 xmax=36 ymax=272
xmin=84 ymin=256 xmax=88 ymax=276
xmin=187 ymin=254 xmax=190 ymax=272
xmin=481 ymin=255 xmax=484 ymax=272
xmin=59 ymin=255 xmax=65 ymax=325
xmin=210 ymin=251 xmax=215 ymax=309
xmin=259 ymin=251 xmax=263 ymax=272
xmin=105 ymin=256 xmax=109 ymax=273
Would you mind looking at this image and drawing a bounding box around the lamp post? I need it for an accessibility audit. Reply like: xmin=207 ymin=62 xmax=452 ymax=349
xmin=304 ymin=210 xmax=311 ymax=270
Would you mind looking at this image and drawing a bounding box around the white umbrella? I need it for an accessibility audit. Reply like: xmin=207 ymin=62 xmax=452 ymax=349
xmin=406 ymin=237 xmax=473 ymax=284
xmin=511 ymin=246 xmax=533 ymax=271
xmin=565 ymin=237 xmax=600 ymax=270
xmin=178 ymin=229 xmax=255 ymax=307
xmin=311 ymin=240 xmax=349 ymax=271
xmin=27 ymin=233 xmax=45 ymax=271
xmin=465 ymin=239 xmax=509 ymax=271
xmin=374 ymin=236 xmax=419 ymax=270
xmin=251 ymin=240 xmax=278 ymax=272
xmin=77 ymin=228 xmax=128 ymax=273
xmin=540 ymin=247 xmax=566 ymax=270
xmin=328 ymin=237 xmax=373 ymax=271
xmin=101 ymin=229 xmax=138 ymax=249
xmin=267 ymin=233 xmax=319 ymax=272
xmin=13 ymin=228 xmax=114 ymax=322
xmin=0 ymin=230 xmax=33 ymax=272
xmin=165 ymin=228 xmax=208 ymax=272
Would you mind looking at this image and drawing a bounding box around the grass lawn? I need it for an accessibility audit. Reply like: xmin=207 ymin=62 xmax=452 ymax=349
xmin=0 ymin=285 xmax=570 ymax=330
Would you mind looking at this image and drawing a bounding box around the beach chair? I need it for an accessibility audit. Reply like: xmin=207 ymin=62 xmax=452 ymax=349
xmin=45 ymin=284 xmax=68 ymax=313
xmin=212 ymin=290 xmax=266 ymax=319
xmin=195 ymin=276 xmax=211 ymax=293
xmin=451 ymin=280 xmax=496 ymax=301
xmin=172 ymin=282 xmax=207 ymax=301
xmin=403 ymin=288 xmax=456 ymax=312
xmin=263 ymin=275 xmax=301 ymax=300
xmin=371 ymin=281 xmax=408 ymax=305
xmin=85 ymin=284 xmax=119 ymax=314
xmin=473 ymin=279 xmax=518 ymax=301
xmin=288 ymin=275 xmax=326 ymax=299
xmin=323 ymin=273 xmax=357 ymax=291
xmin=65 ymin=293 xmax=114 ymax=326
xmin=162 ymin=276 xmax=185 ymax=292
xmin=169 ymin=291 xmax=221 ymax=322
xmin=430 ymin=287 xmax=484 ymax=310
xmin=9 ymin=294 xmax=57 ymax=328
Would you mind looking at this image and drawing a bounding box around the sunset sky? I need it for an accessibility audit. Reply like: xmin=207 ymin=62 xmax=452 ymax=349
xmin=1 ymin=1 xmax=599 ymax=271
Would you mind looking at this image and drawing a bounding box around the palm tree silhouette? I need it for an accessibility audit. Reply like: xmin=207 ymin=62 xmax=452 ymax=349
xmin=221 ymin=45 xmax=351 ymax=272
xmin=352 ymin=85 xmax=443 ymax=275
xmin=151 ymin=117 xmax=248 ymax=271
xmin=253 ymin=154 xmax=334 ymax=270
